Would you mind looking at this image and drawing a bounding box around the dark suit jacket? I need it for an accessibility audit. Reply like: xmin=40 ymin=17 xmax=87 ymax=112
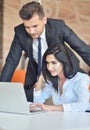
xmin=0 ymin=18 xmax=90 ymax=101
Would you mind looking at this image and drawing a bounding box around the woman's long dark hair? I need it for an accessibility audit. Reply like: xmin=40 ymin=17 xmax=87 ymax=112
xmin=42 ymin=43 xmax=81 ymax=91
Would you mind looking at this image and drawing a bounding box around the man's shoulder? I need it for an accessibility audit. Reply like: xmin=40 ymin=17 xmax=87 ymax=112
xmin=14 ymin=23 xmax=27 ymax=35
xmin=14 ymin=23 xmax=25 ymax=31
xmin=46 ymin=18 xmax=65 ymax=29
xmin=47 ymin=18 xmax=64 ymax=24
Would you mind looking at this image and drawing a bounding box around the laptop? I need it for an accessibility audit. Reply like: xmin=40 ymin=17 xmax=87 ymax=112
xmin=0 ymin=82 xmax=40 ymax=115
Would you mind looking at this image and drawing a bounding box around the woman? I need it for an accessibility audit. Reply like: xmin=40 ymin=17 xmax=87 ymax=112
xmin=30 ymin=44 xmax=90 ymax=112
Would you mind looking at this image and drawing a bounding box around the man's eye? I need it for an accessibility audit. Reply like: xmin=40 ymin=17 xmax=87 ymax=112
xmin=25 ymin=27 xmax=29 ymax=29
xmin=33 ymin=25 xmax=37 ymax=27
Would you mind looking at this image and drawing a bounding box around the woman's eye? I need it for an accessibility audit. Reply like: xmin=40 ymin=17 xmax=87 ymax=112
xmin=52 ymin=61 xmax=57 ymax=64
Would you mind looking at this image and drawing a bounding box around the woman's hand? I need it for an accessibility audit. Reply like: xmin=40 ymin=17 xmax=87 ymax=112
xmin=29 ymin=103 xmax=64 ymax=112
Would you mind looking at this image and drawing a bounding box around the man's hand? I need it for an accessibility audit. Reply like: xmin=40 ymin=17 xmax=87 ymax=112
xmin=34 ymin=73 xmax=45 ymax=91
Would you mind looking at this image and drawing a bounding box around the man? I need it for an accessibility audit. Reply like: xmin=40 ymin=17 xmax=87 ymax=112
xmin=0 ymin=1 xmax=90 ymax=101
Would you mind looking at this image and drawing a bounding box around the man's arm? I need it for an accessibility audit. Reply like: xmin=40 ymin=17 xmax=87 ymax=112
xmin=0 ymin=34 xmax=22 ymax=81
xmin=61 ymin=21 xmax=90 ymax=66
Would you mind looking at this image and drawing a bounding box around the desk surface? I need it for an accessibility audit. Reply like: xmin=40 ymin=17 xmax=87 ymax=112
xmin=0 ymin=111 xmax=90 ymax=130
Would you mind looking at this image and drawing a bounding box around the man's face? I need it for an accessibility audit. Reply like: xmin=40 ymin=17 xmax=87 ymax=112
xmin=23 ymin=14 xmax=47 ymax=38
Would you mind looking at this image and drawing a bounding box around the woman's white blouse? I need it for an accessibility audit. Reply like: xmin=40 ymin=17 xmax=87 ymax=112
xmin=34 ymin=72 xmax=90 ymax=112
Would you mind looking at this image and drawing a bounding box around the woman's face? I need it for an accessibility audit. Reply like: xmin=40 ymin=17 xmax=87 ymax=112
xmin=46 ymin=54 xmax=63 ymax=76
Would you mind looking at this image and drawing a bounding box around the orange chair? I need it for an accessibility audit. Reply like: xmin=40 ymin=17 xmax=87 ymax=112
xmin=11 ymin=70 xmax=26 ymax=86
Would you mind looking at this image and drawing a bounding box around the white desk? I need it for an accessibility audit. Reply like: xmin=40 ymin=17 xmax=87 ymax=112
xmin=0 ymin=111 xmax=90 ymax=130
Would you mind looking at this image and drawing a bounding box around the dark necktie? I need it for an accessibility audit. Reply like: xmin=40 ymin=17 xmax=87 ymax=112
xmin=38 ymin=37 xmax=42 ymax=76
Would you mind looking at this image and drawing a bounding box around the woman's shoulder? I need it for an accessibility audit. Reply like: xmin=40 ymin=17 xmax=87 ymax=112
xmin=70 ymin=72 xmax=90 ymax=83
xmin=75 ymin=72 xmax=89 ymax=78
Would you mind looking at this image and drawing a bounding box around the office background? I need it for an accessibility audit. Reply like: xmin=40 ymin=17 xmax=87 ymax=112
xmin=0 ymin=0 xmax=90 ymax=73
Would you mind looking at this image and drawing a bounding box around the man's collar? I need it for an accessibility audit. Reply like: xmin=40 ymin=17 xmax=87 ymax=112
xmin=40 ymin=27 xmax=46 ymax=39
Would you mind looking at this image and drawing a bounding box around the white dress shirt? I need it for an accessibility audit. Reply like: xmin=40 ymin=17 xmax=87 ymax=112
xmin=33 ymin=28 xmax=48 ymax=64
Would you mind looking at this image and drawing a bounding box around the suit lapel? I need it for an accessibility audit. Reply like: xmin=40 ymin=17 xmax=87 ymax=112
xmin=45 ymin=20 xmax=57 ymax=47
xmin=45 ymin=23 xmax=51 ymax=47
xmin=26 ymin=35 xmax=37 ymax=75
xmin=26 ymin=35 xmax=33 ymax=58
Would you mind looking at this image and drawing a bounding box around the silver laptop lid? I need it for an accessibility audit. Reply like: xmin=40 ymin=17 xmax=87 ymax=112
xmin=0 ymin=82 xmax=30 ymax=114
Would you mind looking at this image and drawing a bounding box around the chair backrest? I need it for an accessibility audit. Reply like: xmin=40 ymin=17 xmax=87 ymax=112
xmin=11 ymin=70 xmax=26 ymax=86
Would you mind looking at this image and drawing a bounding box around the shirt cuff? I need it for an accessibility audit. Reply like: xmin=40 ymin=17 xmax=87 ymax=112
xmin=63 ymin=104 xmax=72 ymax=112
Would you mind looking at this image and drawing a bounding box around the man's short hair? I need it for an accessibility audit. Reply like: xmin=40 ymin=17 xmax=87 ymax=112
xmin=19 ymin=1 xmax=45 ymax=20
